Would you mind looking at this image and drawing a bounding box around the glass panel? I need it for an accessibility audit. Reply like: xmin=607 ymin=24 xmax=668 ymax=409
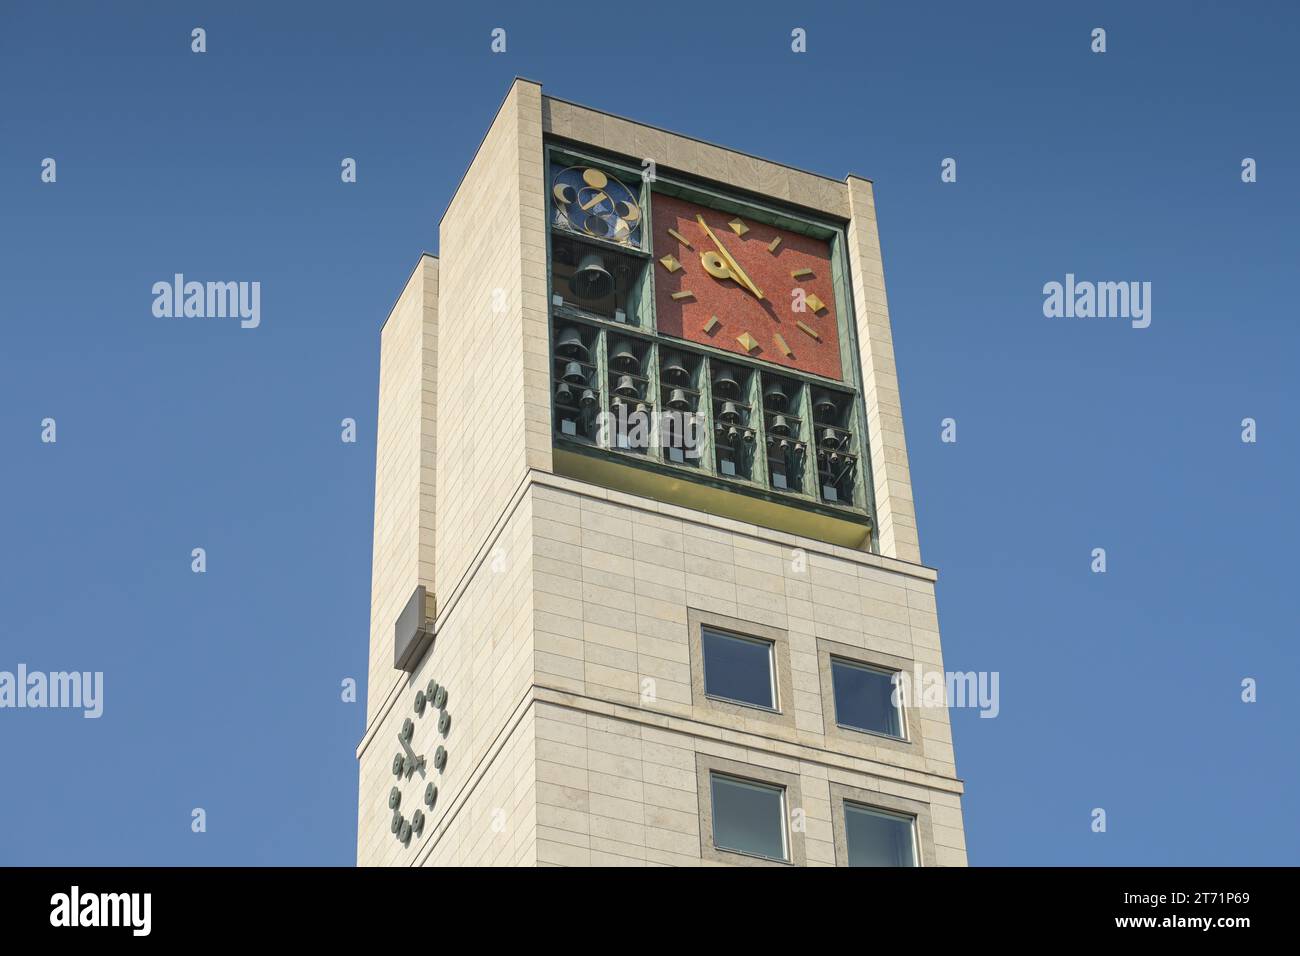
xmin=831 ymin=658 xmax=903 ymax=737
xmin=702 ymin=629 xmax=775 ymax=709
xmin=711 ymin=774 xmax=787 ymax=861
xmin=844 ymin=803 xmax=916 ymax=867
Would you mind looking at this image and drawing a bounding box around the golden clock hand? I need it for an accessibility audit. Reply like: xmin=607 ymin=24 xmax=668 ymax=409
xmin=695 ymin=215 xmax=763 ymax=299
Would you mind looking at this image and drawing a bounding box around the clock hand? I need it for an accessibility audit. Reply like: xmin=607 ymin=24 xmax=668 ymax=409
xmin=696 ymin=214 xmax=764 ymax=300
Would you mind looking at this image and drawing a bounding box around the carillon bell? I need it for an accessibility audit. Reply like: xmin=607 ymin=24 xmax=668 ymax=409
xmin=769 ymin=415 xmax=791 ymax=436
xmin=609 ymin=339 xmax=640 ymax=373
xmin=726 ymin=426 xmax=740 ymax=443
xmin=820 ymin=427 xmax=840 ymax=448
xmin=614 ymin=374 xmax=639 ymax=398
xmin=667 ymin=388 xmax=691 ymax=411
xmin=719 ymin=401 xmax=741 ymax=424
xmin=580 ymin=388 xmax=597 ymax=408
xmin=662 ymin=361 xmax=690 ymax=385
xmin=741 ymin=428 xmax=755 ymax=444
xmin=712 ymin=369 xmax=740 ymax=398
xmin=812 ymin=391 xmax=837 ymax=421
xmin=570 ymin=252 xmax=614 ymax=300
xmin=555 ymin=381 xmax=575 ymax=405
xmin=554 ymin=326 xmax=588 ymax=359
xmin=762 ymin=381 xmax=788 ymax=410
xmin=562 ymin=361 xmax=587 ymax=385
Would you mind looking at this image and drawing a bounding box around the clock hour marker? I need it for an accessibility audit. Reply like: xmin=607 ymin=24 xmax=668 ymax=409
xmin=773 ymin=333 xmax=793 ymax=357
xmin=671 ymin=290 xmax=695 ymax=300
xmin=791 ymin=268 xmax=814 ymax=279
xmin=796 ymin=320 xmax=820 ymax=341
xmin=768 ymin=237 xmax=781 ymax=253
xmin=702 ymin=316 xmax=720 ymax=334
xmin=667 ymin=228 xmax=693 ymax=249
xmin=737 ymin=331 xmax=760 ymax=353
xmin=728 ymin=218 xmax=749 ymax=237
xmin=804 ymin=293 xmax=826 ymax=313
xmin=659 ymin=255 xmax=682 ymax=273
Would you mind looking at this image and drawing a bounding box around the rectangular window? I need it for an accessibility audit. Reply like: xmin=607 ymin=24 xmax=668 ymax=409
xmin=831 ymin=657 xmax=903 ymax=738
xmin=701 ymin=628 xmax=776 ymax=710
xmin=844 ymin=803 xmax=917 ymax=867
xmin=710 ymin=773 xmax=788 ymax=862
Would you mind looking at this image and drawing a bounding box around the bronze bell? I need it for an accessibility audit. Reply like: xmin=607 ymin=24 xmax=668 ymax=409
xmin=712 ymin=369 xmax=740 ymax=398
xmin=718 ymin=401 xmax=741 ymax=424
xmin=554 ymin=326 xmax=588 ymax=359
xmin=726 ymin=426 xmax=740 ymax=443
xmin=562 ymin=361 xmax=587 ymax=385
xmin=609 ymin=339 xmax=640 ymax=372
xmin=763 ymin=380 xmax=788 ymax=410
xmin=555 ymin=381 xmax=575 ymax=405
xmin=820 ymin=427 xmax=840 ymax=448
xmin=614 ymin=374 xmax=638 ymax=398
xmin=741 ymin=428 xmax=755 ymax=444
xmin=570 ymin=251 xmax=614 ymax=300
xmin=667 ymin=388 xmax=690 ymax=411
xmin=660 ymin=361 xmax=691 ymax=387
xmin=770 ymin=415 xmax=791 ymax=436
xmin=812 ymin=390 xmax=837 ymax=421
xmin=580 ymin=388 xmax=597 ymax=408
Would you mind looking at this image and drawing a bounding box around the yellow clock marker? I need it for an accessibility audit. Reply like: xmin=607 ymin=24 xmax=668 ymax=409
xmin=659 ymin=255 xmax=682 ymax=273
xmin=804 ymin=293 xmax=826 ymax=313
xmin=796 ymin=320 xmax=820 ymax=340
xmin=703 ymin=316 xmax=720 ymax=333
xmin=737 ymin=332 xmax=760 ymax=353
xmin=773 ymin=333 xmax=793 ymax=357
xmin=728 ymin=218 xmax=749 ymax=237
xmin=768 ymin=237 xmax=781 ymax=253
xmin=791 ymin=268 xmax=813 ymax=279
xmin=668 ymin=228 xmax=693 ymax=249
xmin=671 ymin=290 xmax=694 ymax=300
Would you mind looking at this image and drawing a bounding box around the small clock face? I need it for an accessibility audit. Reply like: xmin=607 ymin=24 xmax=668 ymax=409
xmin=552 ymin=165 xmax=643 ymax=247
xmin=651 ymin=193 xmax=843 ymax=381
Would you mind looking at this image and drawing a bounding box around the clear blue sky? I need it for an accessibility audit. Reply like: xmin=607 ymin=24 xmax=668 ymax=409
xmin=1 ymin=1 xmax=1296 ymax=866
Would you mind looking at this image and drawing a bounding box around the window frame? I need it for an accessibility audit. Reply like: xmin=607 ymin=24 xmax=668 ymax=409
xmin=842 ymin=801 xmax=919 ymax=867
xmin=695 ymin=753 xmax=806 ymax=866
xmin=816 ymin=639 xmax=925 ymax=758
xmin=829 ymin=655 xmax=907 ymax=740
xmin=708 ymin=772 xmax=790 ymax=863
xmin=687 ymin=609 xmax=796 ymax=732
xmin=829 ymin=781 xmax=937 ymax=868
xmin=700 ymin=627 xmax=778 ymax=713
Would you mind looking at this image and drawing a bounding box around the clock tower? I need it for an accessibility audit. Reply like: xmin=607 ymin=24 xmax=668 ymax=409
xmin=357 ymin=79 xmax=968 ymax=867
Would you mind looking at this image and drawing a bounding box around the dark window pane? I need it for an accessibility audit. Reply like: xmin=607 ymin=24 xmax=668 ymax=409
xmin=831 ymin=659 xmax=902 ymax=737
xmin=844 ymin=803 xmax=916 ymax=866
xmin=702 ymin=629 xmax=775 ymax=709
xmin=711 ymin=774 xmax=786 ymax=860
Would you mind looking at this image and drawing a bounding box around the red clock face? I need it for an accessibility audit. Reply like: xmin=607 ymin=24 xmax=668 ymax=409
xmin=651 ymin=193 xmax=843 ymax=381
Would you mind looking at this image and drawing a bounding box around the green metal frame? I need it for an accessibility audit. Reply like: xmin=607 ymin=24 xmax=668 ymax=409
xmin=543 ymin=140 xmax=878 ymax=545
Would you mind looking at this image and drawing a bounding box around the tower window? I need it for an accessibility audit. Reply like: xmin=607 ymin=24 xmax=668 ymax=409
xmin=701 ymin=628 xmax=776 ymax=710
xmin=843 ymin=803 xmax=917 ymax=867
xmin=710 ymin=773 xmax=788 ymax=862
xmin=830 ymin=657 xmax=904 ymax=739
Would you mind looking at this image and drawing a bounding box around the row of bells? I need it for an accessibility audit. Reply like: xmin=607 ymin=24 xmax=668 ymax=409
xmin=555 ymin=379 xmax=598 ymax=408
xmin=558 ymin=326 xmax=844 ymax=420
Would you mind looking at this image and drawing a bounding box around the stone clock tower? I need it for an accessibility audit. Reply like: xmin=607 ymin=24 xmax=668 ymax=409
xmin=357 ymin=79 xmax=968 ymax=867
